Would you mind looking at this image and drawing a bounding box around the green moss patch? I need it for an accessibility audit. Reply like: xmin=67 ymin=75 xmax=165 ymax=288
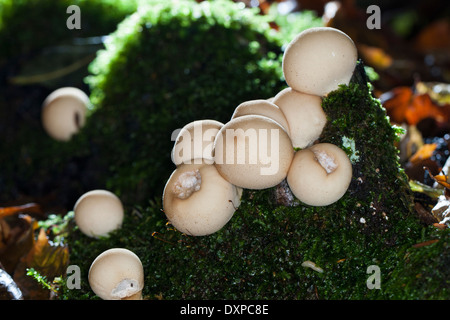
xmin=64 ymin=77 xmax=447 ymax=299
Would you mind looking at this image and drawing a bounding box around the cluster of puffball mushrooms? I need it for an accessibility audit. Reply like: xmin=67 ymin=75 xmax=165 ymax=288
xmin=39 ymin=27 xmax=357 ymax=300
xmin=163 ymin=26 xmax=357 ymax=237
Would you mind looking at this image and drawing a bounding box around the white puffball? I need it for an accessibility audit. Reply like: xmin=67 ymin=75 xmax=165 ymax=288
xmin=282 ymin=27 xmax=357 ymax=97
xmin=73 ymin=189 xmax=124 ymax=238
xmin=41 ymin=87 xmax=89 ymax=141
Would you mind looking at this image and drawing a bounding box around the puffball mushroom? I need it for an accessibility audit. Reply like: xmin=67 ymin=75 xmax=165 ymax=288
xmin=282 ymin=27 xmax=357 ymax=97
xmin=272 ymin=87 xmax=327 ymax=149
xmin=231 ymin=99 xmax=290 ymax=133
xmin=163 ymin=161 xmax=242 ymax=236
xmin=287 ymin=143 xmax=352 ymax=206
xmin=214 ymin=115 xmax=294 ymax=190
xmin=73 ymin=189 xmax=124 ymax=238
xmin=41 ymin=87 xmax=90 ymax=141
xmin=172 ymin=119 xmax=223 ymax=166
xmin=88 ymin=248 xmax=144 ymax=300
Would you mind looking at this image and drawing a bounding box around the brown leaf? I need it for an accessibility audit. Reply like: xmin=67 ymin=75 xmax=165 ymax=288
xmin=409 ymin=143 xmax=437 ymax=165
xmin=13 ymin=228 xmax=69 ymax=299
xmin=358 ymin=44 xmax=393 ymax=70
xmin=0 ymin=215 xmax=37 ymax=274
xmin=381 ymin=86 xmax=450 ymax=126
xmin=0 ymin=203 xmax=42 ymax=219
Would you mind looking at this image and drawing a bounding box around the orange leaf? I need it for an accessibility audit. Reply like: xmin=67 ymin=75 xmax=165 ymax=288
xmin=358 ymin=44 xmax=393 ymax=70
xmin=409 ymin=143 xmax=437 ymax=165
xmin=382 ymin=86 xmax=450 ymax=125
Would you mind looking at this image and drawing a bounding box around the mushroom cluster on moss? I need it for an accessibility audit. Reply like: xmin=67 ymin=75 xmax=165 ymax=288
xmin=163 ymin=27 xmax=358 ymax=236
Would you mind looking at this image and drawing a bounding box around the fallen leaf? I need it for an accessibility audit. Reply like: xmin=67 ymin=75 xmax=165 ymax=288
xmin=358 ymin=44 xmax=393 ymax=70
xmin=0 ymin=215 xmax=37 ymax=274
xmin=381 ymin=86 xmax=450 ymax=125
xmin=409 ymin=143 xmax=437 ymax=165
xmin=13 ymin=228 xmax=69 ymax=299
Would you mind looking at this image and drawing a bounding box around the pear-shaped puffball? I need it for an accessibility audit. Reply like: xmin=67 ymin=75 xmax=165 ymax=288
xmin=172 ymin=119 xmax=223 ymax=166
xmin=272 ymin=87 xmax=326 ymax=149
xmin=282 ymin=27 xmax=357 ymax=97
xmin=74 ymin=190 xmax=124 ymax=238
xmin=41 ymin=87 xmax=90 ymax=141
xmin=287 ymin=143 xmax=352 ymax=206
xmin=214 ymin=115 xmax=294 ymax=190
xmin=231 ymin=99 xmax=290 ymax=133
xmin=88 ymin=248 xmax=144 ymax=300
xmin=163 ymin=161 xmax=242 ymax=236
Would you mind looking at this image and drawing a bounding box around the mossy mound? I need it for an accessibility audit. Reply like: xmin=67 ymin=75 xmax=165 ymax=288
xmin=0 ymin=0 xmax=137 ymax=63
xmin=64 ymin=77 xmax=447 ymax=299
xmin=0 ymin=0 xmax=319 ymax=208
xmin=0 ymin=0 xmax=138 ymax=206
xmin=81 ymin=0 xmax=316 ymax=205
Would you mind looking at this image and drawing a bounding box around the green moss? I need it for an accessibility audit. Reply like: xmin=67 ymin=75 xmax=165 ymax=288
xmin=0 ymin=0 xmax=138 ymax=62
xmin=0 ymin=0 xmax=139 ymax=205
xmin=63 ymin=74 xmax=446 ymax=300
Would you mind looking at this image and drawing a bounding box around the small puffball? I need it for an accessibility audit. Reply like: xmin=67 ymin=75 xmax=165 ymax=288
xmin=163 ymin=161 xmax=243 ymax=236
xmin=282 ymin=27 xmax=357 ymax=96
xmin=272 ymin=87 xmax=327 ymax=149
xmin=41 ymin=87 xmax=90 ymax=141
xmin=172 ymin=119 xmax=224 ymax=166
xmin=73 ymin=189 xmax=124 ymax=238
xmin=231 ymin=99 xmax=290 ymax=133
xmin=287 ymin=143 xmax=352 ymax=206
xmin=214 ymin=115 xmax=294 ymax=190
xmin=88 ymin=248 xmax=144 ymax=300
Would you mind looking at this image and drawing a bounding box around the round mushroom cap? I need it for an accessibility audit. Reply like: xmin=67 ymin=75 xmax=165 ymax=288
xmin=41 ymin=87 xmax=90 ymax=141
xmin=73 ymin=189 xmax=124 ymax=238
xmin=88 ymin=248 xmax=144 ymax=300
xmin=231 ymin=99 xmax=290 ymax=133
xmin=163 ymin=161 xmax=243 ymax=236
xmin=172 ymin=119 xmax=223 ymax=166
xmin=287 ymin=143 xmax=352 ymax=206
xmin=282 ymin=27 xmax=357 ymax=96
xmin=214 ymin=115 xmax=294 ymax=190
xmin=272 ymin=87 xmax=326 ymax=149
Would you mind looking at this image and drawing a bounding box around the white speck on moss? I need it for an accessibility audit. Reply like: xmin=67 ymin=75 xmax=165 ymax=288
xmin=301 ymin=260 xmax=323 ymax=273
xmin=342 ymin=136 xmax=360 ymax=164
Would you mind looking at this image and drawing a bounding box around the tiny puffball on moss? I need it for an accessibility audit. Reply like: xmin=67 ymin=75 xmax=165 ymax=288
xmin=231 ymin=99 xmax=290 ymax=134
xmin=88 ymin=248 xmax=144 ymax=300
xmin=171 ymin=119 xmax=224 ymax=166
xmin=282 ymin=27 xmax=357 ymax=97
xmin=163 ymin=161 xmax=243 ymax=236
xmin=41 ymin=87 xmax=90 ymax=141
xmin=272 ymin=87 xmax=327 ymax=149
xmin=287 ymin=143 xmax=353 ymax=206
xmin=213 ymin=115 xmax=294 ymax=190
xmin=73 ymin=189 xmax=124 ymax=238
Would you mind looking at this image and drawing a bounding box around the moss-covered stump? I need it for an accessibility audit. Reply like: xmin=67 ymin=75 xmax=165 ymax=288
xmin=81 ymin=0 xmax=314 ymax=205
xmin=64 ymin=79 xmax=448 ymax=300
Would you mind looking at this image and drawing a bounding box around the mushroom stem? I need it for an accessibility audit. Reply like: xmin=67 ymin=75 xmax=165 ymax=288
xmin=172 ymin=170 xmax=202 ymax=199
xmin=312 ymin=149 xmax=337 ymax=174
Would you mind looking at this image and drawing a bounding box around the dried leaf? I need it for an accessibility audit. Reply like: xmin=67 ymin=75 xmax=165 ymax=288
xmin=0 ymin=203 xmax=42 ymax=219
xmin=409 ymin=143 xmax=437 ymax=165
xmin=358 ymin=44 xmax=393 ymax=70
xmin=381 ymin=86 xmax=450 ymax=125
xmin=0 ymin=215 xmax=37 ymax=274
xmin=13 ymin=228 xmax=69 ymax=299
